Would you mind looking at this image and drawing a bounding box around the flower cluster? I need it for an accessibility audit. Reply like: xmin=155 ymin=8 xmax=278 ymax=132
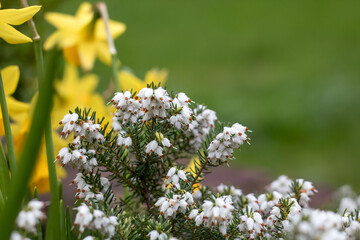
xmin=146 ymin=132 xmax=172 ymax=159
xmin=238 ymin=209 xmax=265 ymax=239
xmin=336 ymin=186 xmax=360 ymax=214
xmin=217 ymin=183 xmax=242 ymax=197
xmin=170 ymin=92 xmax=192 ymax=129
xmin=116 ymin=132 xmax=133 ymax=148
xmin=165 ymin=167 xmax=188 ymax=189
xmin=187 ymin=105 xmax=217 ymax=149
xmin=108 ymin=86 xmax=221 ymax=158
xmin=345 ymin=213 xmax=360 ymax=240
xmin=74 ymin=204 xmax=118 ymax=238
xmin=50 ymin=86 xmax=360 ymax=240
xmin=111 ymin=91 xmax=142 ymax=125
xmin=267 ymin=175 xmax=318 ymax=207
xmin=154 ymin=192 xmax=194 ymax=218
xmin=72 ymin=173 xmax=111 ymax=202
xmin=189 ymin=196 xmax=235 ymax=237
xmin=59 ymin=113 xmax=104 ymax=143
xmin=207 ymin=123 xmax=250 ymax=164
xmin=264 ymin=197 xmax=302 ymax=237
xmin=56 ymin=136 xmax=98 ymax=171
xmin=109 ymin=86 xmax=219 ymax=154
xmin=15 ymin=200 xmax=45 ymax=234
xmin=285 ymin=209 xmax=347 ymax=240
xmin=137 ymin=87 xmax=172 ymax=121
xmin=153 ymin=167 xmax=194 ymax=217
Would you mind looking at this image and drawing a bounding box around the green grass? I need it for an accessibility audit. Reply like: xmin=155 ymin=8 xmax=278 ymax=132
xmin=2 ymin=0 xmax=360 ymax=189
xmin=108 ymin=0 xmax=360 ymax=188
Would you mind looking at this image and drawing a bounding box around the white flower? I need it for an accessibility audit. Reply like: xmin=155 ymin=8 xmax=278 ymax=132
xmin=16 ymin=200 xmax=45 ymax=233
xmin=217 ymin=184 xmax=243 ymax=197
xmin=166 ymin=167 xmax=176 ymax=179
xmin=346 ymin=220 xmax=360 ymax=239
xmin=296 ymin=179 xmax=317 ymax=207
xmin=92 ymin=210 xmax=104 ymax=229
xmin=82 ymin=237 xmax=94 ymax=240
xmin=74 ymin=204 xmax=93 ymax=233
xmin=196 ymin=196 xmax=234 ymax=236
xmin=286 ymin=209 xmax=346 ymax=240
xmin=100 ymin=216 xmax=118 ymax=237
xmin=155 ymin=191 xmax=194 ymax=218
xmin=10 ymin=232 xmax=30 ymax=240
xmin=161 ymin=138 xmax=171 ymax=148
xmin=59 ymin=114 xmax=105 ymax=144
xmin=146 ymin=137 xmax=172 ymax=158
xmin=188 ymin=209 xmax=199 ymax=219
xmin=148 ymin=230 xmax=160 ymax=240
xmin=266 ymin=175 xmax=292 ymax=195
xmin=238 ymin=209 xmax=265 ymax=239
xmin=207 ymin=123 xmax=249 ymax=164
xmin=170 ymin=93 xmax=193 ymax=130
xmin=111 ymin=91 xmax=142 ymax=125
xmin=117 ymin=135 xmax=132 ymax=148
xmin=146 ymin=140 xmax=163 ymax=157
xmin=72 ymin=173 xmax=110 ymax=202
xmin=137 ymin=87 xmax=172 ymax=121
xmin=339 ymin=197 xmax=358 ymax=214
xmin=165 ymin=167 xmax=188 ymax=189
xmin=185 ymin=105 xmax=217 ymax=150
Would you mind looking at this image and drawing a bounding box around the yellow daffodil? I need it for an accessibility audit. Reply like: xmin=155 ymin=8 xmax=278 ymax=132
xmin=11 ymin=92 xmax=66 ymax=194
xmin=52 ymin=63 xmax=112 ymax=129
xmin=44 ymin=2 xmax=126 ymax=71
xmin=0 ymin=67 xmax=64 ymax=194
xmin=118 ymin=68 xmax=168 ymax=93
xmin=17 ymin=63 xmax=111 ymax=194
xmin=0 ymin=4 xmax=41 ymax=44
xmin=0 ymin=66 xmax=30 ymax=135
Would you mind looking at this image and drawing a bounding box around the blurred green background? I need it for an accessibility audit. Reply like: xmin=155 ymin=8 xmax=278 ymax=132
xmin=2 ymin=1 xmax=360 ymax=189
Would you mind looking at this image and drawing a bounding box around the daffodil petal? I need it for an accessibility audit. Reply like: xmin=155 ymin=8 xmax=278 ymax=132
xmin=46 ymin=11 xmax=92 ymax=31
xmin=45 ymin=12 xmax=78 ymax=30
xmin=44 ymin=30 xmax=79 ymax=50
xmin=118 ymin=70 xmax=146 ymax=92
xmin=109 ymin=20 xmax=126 ymax=38
xmin=0 ymin=21 xmax=32 ymax=44
xmin=0 ymin=5 xmax=41 ymax=25
xmin=75 ymin=2 xmax=93 ymax=28
xmin=76 ymin=2 xmax=92 ymax=18
xmin=30 ymin=151 xmax=50 ymax=194
xmin=55 ymin=63 xmax=78 ymax=98
xmin=1 ymin=65 xmax=19 ymax=95
xmin=94 ymin=19 xmax=126 ymax=41
xmin=79 ymin=74 xmax=98 ymax=94
xmin=6 ymin=96 xmax=30 ymax=117
xmin=78 ymin=42 xmax=96 ymax=71
xmin=43 ymin=31 xmax=64 ymax=50
xmin=145 ymin=69 xmax=168 ymax=86
xmin=95 ymin=41 xmax=111 ymax=65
